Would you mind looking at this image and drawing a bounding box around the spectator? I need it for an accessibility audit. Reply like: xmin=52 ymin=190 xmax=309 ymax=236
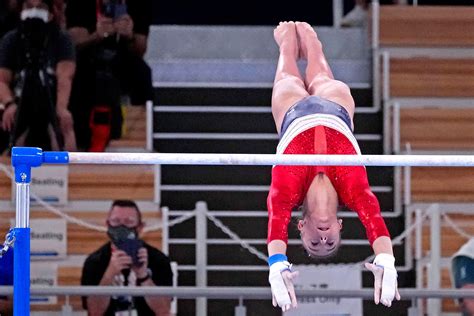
xmin=65 ymin=0 xmax=153 ymax=151
xmin=341 ymin=0 xmax=368 ymax=27
xmin=0 ymin=0 xmax=76 ymax=152
xmin=81 ymin=200 xmax=172 ymax=316
xmin=0 ymin=246 xmax=13 ymax=316
xmin=340 ymin=0 xmax=402 ymax=27
xmin=452 ymin=238 xmax=474 ymax=316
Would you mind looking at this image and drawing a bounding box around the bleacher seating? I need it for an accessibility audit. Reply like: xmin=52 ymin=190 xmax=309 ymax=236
xmin=400 ymin=109 xmax=474 ymax=151
xmin=411 ymin=167 xmax=474 ymax=202
xmin=0 ymin=163 xmax=154 ymax=201
xmin=108 ymin=106 xmax=147 ymax=150
xmin=378 ymin=5 xmax=474 ymax=153
xmin=378 ymin=4 xmax=474 ymax=314
xmin=379 ymin=6 xmax=474 ymax=46
xmin=390 ymin=58 xmax=474 ymax=97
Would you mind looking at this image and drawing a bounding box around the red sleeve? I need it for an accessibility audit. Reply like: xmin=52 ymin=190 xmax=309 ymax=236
xmin=267 ymin=165 xmax=306 ymax=244
xmin=332 ymin=166 xmax=390 ymax=245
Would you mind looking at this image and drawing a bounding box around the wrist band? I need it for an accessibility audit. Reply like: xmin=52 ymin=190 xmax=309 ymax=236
xmin=268 ymin=254 xmax=288 ymax=266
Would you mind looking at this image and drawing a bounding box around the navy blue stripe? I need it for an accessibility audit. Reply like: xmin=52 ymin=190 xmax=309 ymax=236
xmin=280 ymin=96 xmax=352 ymax=138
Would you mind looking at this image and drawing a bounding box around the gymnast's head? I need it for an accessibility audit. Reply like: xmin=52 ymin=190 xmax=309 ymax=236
xmin=297 ymin=173 xmax=342 ymax=259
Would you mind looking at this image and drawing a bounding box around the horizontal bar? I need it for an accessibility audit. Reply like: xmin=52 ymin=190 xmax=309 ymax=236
xmin=153 ymin=81 xmax=371 ymax=89
xmin=153 ymin=133 xmax=381 ymax=141
xmin=408 ymin=203 xmax=474 ymax=214
xmin=177 ymin=265 xmax=269 ymax=271
xmin=168 ymin=238 xmax=377 ymax=246
xmin=400 ymin=149 xmax=474 ymax=155
xmin=389 ymin=97 xmax=474 ymax=108
xmin=154 ymin=105 xmax=271 ymax=113
xmin=0 ymin=286 xmax=472 ymax=299
xmin=154 ymin=105 xmax=377 ymax=114
xmin=168 ymin=209 xmax=400 ymax=218
xmin=160 ymin=184 xmax=391 ymax=193
xmin=67 ymin=153 xmax=474 ymax=167
xmin=154 ymin=133 xmax=279 ymax=140
xmin=381 ymin=47 xmax=474 ymax=59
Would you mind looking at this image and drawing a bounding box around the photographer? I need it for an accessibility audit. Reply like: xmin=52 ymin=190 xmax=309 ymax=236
xmin=0 ymin=0 xmax=76 ymax=152
xmin=65 ymin=0 xmax=153 ymax=151
xmin=81 ymin=200 xmax=172 ymax=316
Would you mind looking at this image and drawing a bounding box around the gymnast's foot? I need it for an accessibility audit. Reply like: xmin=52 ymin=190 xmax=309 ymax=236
xmin=295 ymin=21 xmax=320 ymax=61
xmin=274 ymin=21 xmax=299 ymax=58
xmin=296 ymin=21 xmax=334 ymax=84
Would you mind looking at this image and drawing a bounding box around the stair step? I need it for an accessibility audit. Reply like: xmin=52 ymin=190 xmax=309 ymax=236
xmin=153 ymin=109 xmax=382 ymax=134
xmin=153 ymin=87 xmax=372 ymax=108
xmin=150 ymin=59 xmax=370 ymax=89
xmin=160 ymin=190 xmax=394 ymax=212
xmin=154 ymin=138 xmax=383 ymax=155
xmin=161 ymin=166 xmax=393 ymax=187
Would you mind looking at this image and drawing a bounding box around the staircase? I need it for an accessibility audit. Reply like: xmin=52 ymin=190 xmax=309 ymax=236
xmin=146 ymin=25 xmax=407 ymax=316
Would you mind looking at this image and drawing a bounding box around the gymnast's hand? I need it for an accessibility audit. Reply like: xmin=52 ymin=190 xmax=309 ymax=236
xmin=365 ymin=253 xmax=401 ymax=307
xmin=268 ymin=254 xmax=298 ymax=312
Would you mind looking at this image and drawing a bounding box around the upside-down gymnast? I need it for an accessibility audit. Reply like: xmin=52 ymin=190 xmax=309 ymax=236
xmin=267 ymin=21 xmax=400 ymax=312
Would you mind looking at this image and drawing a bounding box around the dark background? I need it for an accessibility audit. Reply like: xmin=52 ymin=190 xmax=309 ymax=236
xmin=151 ymin=0 xmax=473 ymax=25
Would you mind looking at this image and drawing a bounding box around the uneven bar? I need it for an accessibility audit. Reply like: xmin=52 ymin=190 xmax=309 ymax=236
xmin=0 ymin=286 xmax=473 ymax=299
xmin=68 ymin=153 xmax=474 ymax=167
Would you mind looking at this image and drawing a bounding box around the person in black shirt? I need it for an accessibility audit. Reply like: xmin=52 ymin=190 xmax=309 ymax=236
xmin=65 ymin=0 xmax=153 ymax=151
xmin=81 ymin=200 xmax=172 ymax=316
xmin=0 ymin=0 xmax=76 ymax=152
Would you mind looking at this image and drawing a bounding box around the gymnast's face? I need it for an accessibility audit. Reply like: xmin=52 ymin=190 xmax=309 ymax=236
xmin=299 ymin=173 xmax=342 ymax=258
xmin=298 ymin=216 xmax=342 ymax=258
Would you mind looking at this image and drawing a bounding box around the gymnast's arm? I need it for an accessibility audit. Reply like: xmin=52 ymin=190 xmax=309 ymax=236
xmin=267 ymin=165 xmax=305 ymax=255
xmin=267 ymin=164 xmax=304 ymax=310
xmin=332 ymin=165 xmax=391 ymax=250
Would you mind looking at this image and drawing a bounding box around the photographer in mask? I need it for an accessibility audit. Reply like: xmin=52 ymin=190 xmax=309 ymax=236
xmin=65 ymin=0 xmax=153 ymax=152
xmin=81 ymin=200 xmax=173 ymax=316
xmin=0 ymin=0 xmax=76 ymax=152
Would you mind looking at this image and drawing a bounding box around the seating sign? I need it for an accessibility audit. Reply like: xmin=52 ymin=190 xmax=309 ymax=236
xmin=11 ymin=165 xmax=69 ymax=205
xmin=285 ymin=264 xmax=362 ymax=316
xmin=31 ymin=262 xmax=58 ymax=305
xmin=30 ymin=218 xmax=67 ymax=259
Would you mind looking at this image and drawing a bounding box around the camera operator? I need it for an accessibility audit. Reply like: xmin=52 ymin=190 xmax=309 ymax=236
xmin=81 ymin=200 xmax=172 ymax=316
xmin=0 ymin=0 xmax=76 ymax=152
xmin=65 ymin=0 xmax=153 ymax=152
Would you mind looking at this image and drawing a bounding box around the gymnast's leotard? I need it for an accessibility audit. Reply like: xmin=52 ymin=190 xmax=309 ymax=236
xmin=267 ymin=96 xmax=390 ymax=245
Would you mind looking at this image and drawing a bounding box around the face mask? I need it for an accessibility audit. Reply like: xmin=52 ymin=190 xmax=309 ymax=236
xmin=107 ymin=225 xmax=138 ymax=245
xmin=20 ymin=8 xmax=49 ymax=22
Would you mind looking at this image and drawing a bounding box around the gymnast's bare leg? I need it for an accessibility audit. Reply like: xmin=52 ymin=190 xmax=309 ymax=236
xmin=296 ymin=21 xmax=355 ymax=129
xmin=271 ymin=21 xmax=309 ymax=135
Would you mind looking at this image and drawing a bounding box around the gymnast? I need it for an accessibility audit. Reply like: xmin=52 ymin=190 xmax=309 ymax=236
xmin=267 ymin=21 xmax=400 ymax=311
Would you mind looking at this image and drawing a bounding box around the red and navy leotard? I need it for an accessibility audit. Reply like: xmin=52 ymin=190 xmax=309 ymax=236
xmin=267 ymin=125 xmax=390 ymax=245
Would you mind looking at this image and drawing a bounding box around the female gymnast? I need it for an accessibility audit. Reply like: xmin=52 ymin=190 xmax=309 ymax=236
xmin=267 ymin=21 xmax=400 ymax=312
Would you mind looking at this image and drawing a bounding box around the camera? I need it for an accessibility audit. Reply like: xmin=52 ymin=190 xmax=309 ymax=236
xmin=101 ymin=0 xmax=128 ymax=20
xmin=115 ymin=238 xmax=143 ymax=267
xmin=107 ymin=225 xmax=143 ymax=266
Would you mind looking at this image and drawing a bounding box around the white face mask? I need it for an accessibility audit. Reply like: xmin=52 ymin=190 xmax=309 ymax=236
xmin=20 ymin=8 xmax=49 ymax=23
